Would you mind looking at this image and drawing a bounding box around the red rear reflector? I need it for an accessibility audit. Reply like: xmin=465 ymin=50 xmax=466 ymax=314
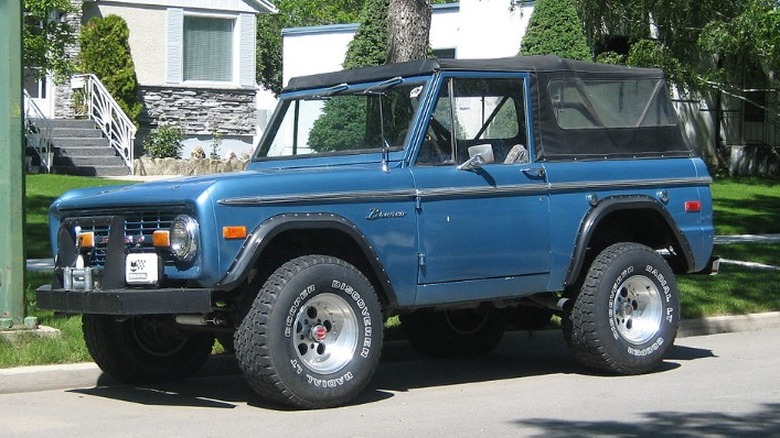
xmin=685 ymin=201 xmax=702 ymax=212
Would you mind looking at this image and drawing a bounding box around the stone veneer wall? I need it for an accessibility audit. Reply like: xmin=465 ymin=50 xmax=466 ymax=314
xmin=53 ymin=0 xmax=84 ymax=119
xmin=139 ymin=86 xmax=257 ymax=136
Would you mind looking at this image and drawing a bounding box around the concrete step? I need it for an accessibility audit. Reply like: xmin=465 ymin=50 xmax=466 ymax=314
xmin=53 ymin=137 xmax=111 ymax=148
xmin=51 ymin=127 xmax=103 ymax=138
xmin=48 ymin=119 xmax=99 ymax=129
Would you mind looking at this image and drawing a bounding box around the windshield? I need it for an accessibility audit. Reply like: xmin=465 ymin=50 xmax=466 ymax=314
xmin=257 ymin=79 xmax=428 ymax=159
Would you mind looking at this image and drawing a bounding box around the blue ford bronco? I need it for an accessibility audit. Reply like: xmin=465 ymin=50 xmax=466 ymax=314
xmin=38 ymin=56 xmax=717 ymax=409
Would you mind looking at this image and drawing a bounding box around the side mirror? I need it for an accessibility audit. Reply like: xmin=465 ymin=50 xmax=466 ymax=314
xmin=457 ymin=144 xmax=494 ymax=171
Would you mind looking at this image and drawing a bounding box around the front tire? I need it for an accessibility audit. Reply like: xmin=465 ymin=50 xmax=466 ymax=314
xmin=234 ymin=255 xmax=383 ymax=409
xmin=563 ymin=243 xmax=679 ymax=374
xmin=82 ymin=315 xmax=215 ymax=383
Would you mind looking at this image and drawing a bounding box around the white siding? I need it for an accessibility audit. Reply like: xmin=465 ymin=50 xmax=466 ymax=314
xmin=238 ymin=13 xmax=256 ymax=87
xmin=166 ymin=8 xmax=184 ymax=84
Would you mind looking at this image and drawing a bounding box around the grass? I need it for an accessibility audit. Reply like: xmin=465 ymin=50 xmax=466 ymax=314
xmin=25 ymin=174 xmax=133 ymax=259
xmin=1 ymin=175 xmax=779 ymax=368
xmin=711 ymin=177 xmax=780 ymax=235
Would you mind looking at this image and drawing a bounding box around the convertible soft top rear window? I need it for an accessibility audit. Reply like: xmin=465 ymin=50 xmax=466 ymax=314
xmin=550 ymin=79 xmax=677 ymax=130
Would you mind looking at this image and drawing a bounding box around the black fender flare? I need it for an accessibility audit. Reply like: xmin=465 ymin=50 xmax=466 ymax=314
xmin=218 ymin=213 xmax=398 ymax=310
xmin=564 ymin=195 xmax=694 ymax=288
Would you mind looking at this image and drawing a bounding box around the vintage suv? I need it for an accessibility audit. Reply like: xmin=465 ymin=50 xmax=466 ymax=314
xmin=38 ymin=56 xmax=716 ymax=409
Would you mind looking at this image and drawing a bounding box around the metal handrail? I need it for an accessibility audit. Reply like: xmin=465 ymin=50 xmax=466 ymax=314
xmin=71 ymin=74 xmax=136 ymax=174
xmin=22 ymin=89 xmax=54 ymax=172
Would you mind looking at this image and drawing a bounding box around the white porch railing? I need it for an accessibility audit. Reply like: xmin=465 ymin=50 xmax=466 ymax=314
xmin=22 ymin=90 xmax=54 ymax=172
xmin=71 ymin=74 xmax=137 ymax=173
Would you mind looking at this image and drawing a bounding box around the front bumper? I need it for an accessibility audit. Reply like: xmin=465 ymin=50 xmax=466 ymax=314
xmin=36 ymin=285 xmax=217 ymax=315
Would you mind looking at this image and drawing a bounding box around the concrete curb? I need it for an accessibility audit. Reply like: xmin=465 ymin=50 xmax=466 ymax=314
xmin=2 ymin=312 xmax=780 ymax=396
xmin=677 ymin=311 xmax=780 ymax=338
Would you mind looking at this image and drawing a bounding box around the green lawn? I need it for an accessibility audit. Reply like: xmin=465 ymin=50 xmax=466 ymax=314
xmin=25 ymin=174 xmax=134 ymax=259
xmin=2 ymin=174 xmax=779 ymax=368
xmin=712 ymin=177 xmax=780 ymax=235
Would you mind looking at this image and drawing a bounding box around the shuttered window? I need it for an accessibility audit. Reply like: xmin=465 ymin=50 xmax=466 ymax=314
xmin=183 ymin=16 xmax=234 ymax=82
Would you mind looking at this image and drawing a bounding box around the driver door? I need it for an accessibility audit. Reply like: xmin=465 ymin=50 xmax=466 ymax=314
xmin=410 ymin=75 xmax=551 ymax=296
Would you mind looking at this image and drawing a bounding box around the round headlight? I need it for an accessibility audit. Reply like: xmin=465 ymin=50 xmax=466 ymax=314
xmin=170 ymin=215 xmax=199 ymax=263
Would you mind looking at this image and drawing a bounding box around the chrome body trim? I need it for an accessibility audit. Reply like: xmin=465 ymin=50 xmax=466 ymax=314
xmin=217 ymin=176 xmax=712 ymax=206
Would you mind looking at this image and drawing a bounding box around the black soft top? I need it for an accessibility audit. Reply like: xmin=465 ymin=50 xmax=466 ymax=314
xmin=283 ymin=55 xmax=664 ymax=92
xmin=284 ymin=56 xmax=692 ymax=161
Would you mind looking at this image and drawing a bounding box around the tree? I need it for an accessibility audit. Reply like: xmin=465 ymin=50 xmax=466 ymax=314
xmin=520 ymin=0 xmax=590 ymax=60
xmin=576 ymin=0 xmax=747 ymax=87
xmin=256 ymin=0 xmax=365 ymax=94
xmin=386 ymin=0 xmax=432 ymax=63
xmin=23 ymin=0 xmax=77 ymax=80
xmin=343 ymin=0 xmax=389 ymax=69
xmin=698 ymin=0 xmax=780 ymax=85
xmin=80 ymin=15 xmax=142 ymax=125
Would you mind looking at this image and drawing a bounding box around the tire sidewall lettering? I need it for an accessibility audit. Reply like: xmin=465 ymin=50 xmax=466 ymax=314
xmin=604 ymin=252 xmax=678 ymax=360
xmin=274 ymin=264 xmax=380 ymax=395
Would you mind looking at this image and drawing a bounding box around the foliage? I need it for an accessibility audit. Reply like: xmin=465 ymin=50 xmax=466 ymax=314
xmin=210 ymin=132 xmax=223 ymax=159
xmin=307 ymin=0 xmax=390 ymax=154
xmin=575 ymin=0 xmax=773 ymax=89
xmin=308 ymin=97 xmax=369 ymax=152
xmin=519 ymin=0 xmax=590 ymax=61
xmin=344 ymin=0 xmax=390 ymax=69
xmin=22 ymin=0 xmax=77 ymax=80
xmin=79 ymin=15 xmax=142 ymax=126
xmin=143 ymin=124 xmax=184 ymax=159
xmin=698 ymin=0 xmax=780 ymax=84
xmin=256 ymin=0 xmax=366 ymax=94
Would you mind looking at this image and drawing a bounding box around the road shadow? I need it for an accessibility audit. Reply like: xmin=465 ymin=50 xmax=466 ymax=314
xmin=515 ymin=403 xmax=780 ymax=437
xmin=68 ymin=330 xmax=715 ymax=410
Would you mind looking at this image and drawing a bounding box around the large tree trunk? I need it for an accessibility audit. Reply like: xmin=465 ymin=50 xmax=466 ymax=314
xmin=386 ymin=0 xmax=432 ymax=63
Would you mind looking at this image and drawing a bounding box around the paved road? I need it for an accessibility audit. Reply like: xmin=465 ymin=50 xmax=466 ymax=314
xmin=1 ymin=328 xmax=778 ymax=437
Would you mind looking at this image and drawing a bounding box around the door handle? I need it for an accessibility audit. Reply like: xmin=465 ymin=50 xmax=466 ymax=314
xmin=521 ymin=167 xmax=546 ymax=179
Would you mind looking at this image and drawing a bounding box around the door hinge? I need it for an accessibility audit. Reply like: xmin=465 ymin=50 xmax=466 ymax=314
xmin=418 ymin=252 xmax=426 ymax=267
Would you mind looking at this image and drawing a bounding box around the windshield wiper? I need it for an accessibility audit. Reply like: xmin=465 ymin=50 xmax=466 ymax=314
xmin=362 ymin=76 xmax=403 ymax=95
xmin=312 ymin=83 xmax=349 ymax=99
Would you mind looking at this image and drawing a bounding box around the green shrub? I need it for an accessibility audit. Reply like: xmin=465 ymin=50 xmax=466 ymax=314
xmin=343 ymin=0 xmax=388 ymax=69
xmin=144 ymin=125 xmax=183 ymax=159
xmin=519 ymin=0 xmax=590 ymax=61
xmin=79 ymin=15 xmax=142 ymax=126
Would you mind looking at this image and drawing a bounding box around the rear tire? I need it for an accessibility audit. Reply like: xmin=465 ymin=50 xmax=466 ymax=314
xmin=234 ymin=255 xmax=383 ymax=409
xmin=401 ymin=306 xmax=505 ymax=358
xmin=563 ymin=243 xmax=679 ymax=374
xmin=82 ymin=314 xmax=214 ymax=383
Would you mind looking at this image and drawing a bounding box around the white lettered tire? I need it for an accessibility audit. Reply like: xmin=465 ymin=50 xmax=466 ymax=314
xmin=563 ymin=243 xmax=679 ymax=374
xmin=234 ymin=255 xmax=383 ymax=409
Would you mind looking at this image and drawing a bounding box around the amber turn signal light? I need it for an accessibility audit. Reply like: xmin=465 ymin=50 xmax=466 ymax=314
xmin=78 ymin=231 xmax=95 ymax=249
xmin=153 ymin=230 xmax=171 ymax=247
xmin=223 ymin=226 xmax=247 ymax=240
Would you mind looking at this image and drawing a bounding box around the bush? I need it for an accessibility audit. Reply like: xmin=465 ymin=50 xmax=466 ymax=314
xmin=79 ymin=15 xmax=142 ymax=126
xmin=519 ymin=0 xmax=590 ymax=61
xmin=144 ymin=125 xmax=183 ymax=159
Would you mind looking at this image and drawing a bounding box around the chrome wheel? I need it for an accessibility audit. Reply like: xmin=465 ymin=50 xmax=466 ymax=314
xmin=293 ymin=292 xmax=359 ymax=374
xmin=612 ymin=274 xmax=663 ymax=345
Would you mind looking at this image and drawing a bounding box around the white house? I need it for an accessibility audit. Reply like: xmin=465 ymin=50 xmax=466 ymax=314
xmin=280 ymin=0 xmax=535 ymax=87
xmin=27 ymin=0 xmax=278 ymax=162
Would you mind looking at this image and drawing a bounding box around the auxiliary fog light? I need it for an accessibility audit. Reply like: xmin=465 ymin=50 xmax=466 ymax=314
xmin=170 ymin=214 xmax=199 ymax=263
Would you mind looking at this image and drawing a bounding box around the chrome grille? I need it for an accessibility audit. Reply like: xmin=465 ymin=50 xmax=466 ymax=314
xmin=70 ymin=209 xmax=183 ymax=267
